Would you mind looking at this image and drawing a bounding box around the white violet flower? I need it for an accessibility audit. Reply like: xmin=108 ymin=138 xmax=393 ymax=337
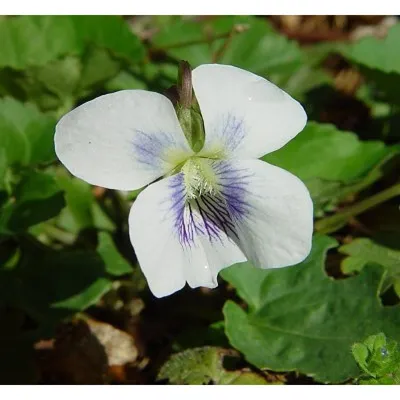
xmin=55 ymin=64 xmax=313 ymax=298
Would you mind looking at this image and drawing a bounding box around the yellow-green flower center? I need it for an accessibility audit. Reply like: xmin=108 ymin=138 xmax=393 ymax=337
xmin=181 ymin=157 xmax=219 ymax=199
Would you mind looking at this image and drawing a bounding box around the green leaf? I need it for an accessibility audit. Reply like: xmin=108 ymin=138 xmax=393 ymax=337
xmin=152 ymin=16 xmax=329 ymax=99
xmin=56 ymin=174 xmax=114 ymax=234
xmin=1 ymin=171 xmax=65 ymax=233
xmin=340 ymin=238 xmax=400 ymax=295
xmin=0 ymin=148 xmax=10 ymax=201
xmin=307 ymin=150 xmax=396 ymax=217
xmin=29 ymin=56 xmax=81 ymax=99
xmin=4 ymin=237 xmax=111 ymax=323
xmin=352 ymin=343 xmax=370 ymax=374
xmin=14 ymin=171 xmax=60 ymax=204
xmin=0 ymin=237 xmax=18 ymax=268
xmin=79 ymin=47 xmax=120 ymax=92
xmin=340 ymin=24 xmax=400 ymax=104
xmin=222 ymin=234 xmax=400 ymax=383
xmin=151 ymin=17 xmax=232 ymax=66
xmin=264 ymin=122 xmax=390 ymax=183
xmin=105 ymin=70 xmax=147 ymax=92
xmin=56 ymin=175 xmax=94 ymax=231
xmin=0 ymin=97 xmax=56 ymax=166
xmin=219 ymin=18 xmax=301 ymax=75
xmin=352 ymin=333 xmax=400 ymax=384
xmin=341 ymin=24 xmax=400 ymax=75
xmin=0 ymin=16 xmax=81 ymax=69
xmin=0 ymin=16 xmax=145 ymax=112
xmin=71 ymin=16 xmax=145 ymax=62
xmin=306 ymin=179 xmax=349 ymax=217
xmin=157 ymin=347 xmax=269 ymax=385
xmin=340 ymin=238 xmax=400 ymax=274
xmin=303 ymin=41 xmax=347 ymax=67
xmin=1 ymin=50 xmax=123 ymax=113
xmin=2 ymin=236 xmax=130 ymax=325
xmin=217 ymin=18 xmax=331 ymax=97
xmin=0 ymin=16 xmax=144 ymax=70
xmin=13 ymin=58 xmax=80 ymax=114
xmin=97 ymin=232 xmax=132 ymax=276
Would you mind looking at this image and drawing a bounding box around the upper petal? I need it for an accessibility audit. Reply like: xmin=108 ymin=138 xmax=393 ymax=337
xmin=129 ymin=173 xmax=246 ymax=298
xmin=192 ymin=64 xmax=307 ymax=159
xmin=55 ymin=90 xmax=193 ymax=191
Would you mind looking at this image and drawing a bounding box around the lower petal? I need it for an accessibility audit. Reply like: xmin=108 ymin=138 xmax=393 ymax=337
xmin=129 ymin=174 xmax=246 ymax=298
xmin=223 ymin=159 xmax=314 ymax=269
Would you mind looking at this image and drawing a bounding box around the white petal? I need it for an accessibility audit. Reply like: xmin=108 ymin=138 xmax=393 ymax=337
xmin=128 ymin=174 xmax=246 ymax=298
xmin=192 ymin=64 xmax=307 ymax=159
xmin=224 ymin=159 xmax=313 ymax=268
xmin=55 ymin=90 xmax=193 ymax=191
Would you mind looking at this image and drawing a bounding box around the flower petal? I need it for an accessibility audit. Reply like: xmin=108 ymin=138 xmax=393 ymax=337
xmin=221 ymin=159 xmax=314 ymax=268
xmin=129 ymin=173 xmax=246 ymax=298
xmin=192 ymin=64 xmax=307 ymax=159
xmin=55 ymin=90 xmax=193 ymax=191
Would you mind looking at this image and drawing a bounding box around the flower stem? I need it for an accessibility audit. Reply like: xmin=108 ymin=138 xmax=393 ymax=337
xmin=42 ymin=224 xmax=76 ymax=245
xmin=315 ymin=182 xmax=400 ymax=234
xmin=152 ymin=24 xmax=248 ymax=52
xmin=212 ymin=24 xmax=248 ymax=62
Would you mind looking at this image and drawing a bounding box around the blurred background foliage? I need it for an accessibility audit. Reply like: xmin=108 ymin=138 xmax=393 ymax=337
xmin=1 ymin=15 xmax=400 ymax=384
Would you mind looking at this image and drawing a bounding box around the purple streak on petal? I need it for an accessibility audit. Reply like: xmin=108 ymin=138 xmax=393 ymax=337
xmin=210 ymin=114 xmax=246 ymax=153
xmin=166 ymin=161 xmax=252 ymax=248
xmin=132 ymin=130 xmax=185 ymax=170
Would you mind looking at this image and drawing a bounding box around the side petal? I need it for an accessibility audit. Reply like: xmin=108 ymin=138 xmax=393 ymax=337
xmin=219 ymin=159 xmax=313 ymax=269
xmin=192 ymin=64 xmax=307 ymax=159
xmin=55 ymin=90 xmax=193 ymax=191
xmin=129 ymin=173 xmax=246 ymax=298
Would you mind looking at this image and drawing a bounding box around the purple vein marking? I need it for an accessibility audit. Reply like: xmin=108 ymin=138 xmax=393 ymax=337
xmin=132 ymin=130 xmax=184 ymax=169
xmin=212 ymin=114 xmax=246 ymax=153
xmin=167 ymin=161 xmax=253 ymax=248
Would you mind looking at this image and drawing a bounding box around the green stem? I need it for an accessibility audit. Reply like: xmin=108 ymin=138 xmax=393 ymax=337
xmin=212 ymin=24 xmax=243 ymax=62
xmin=152 ymin=23 xmax=248 ymax=53
xmin=152 ymin=31 xmax=232 ymax=52
xmin=315 ymin=182 xmax=400 ymax=234
xmin=108 ymin=190 xmax=131 ymax=229
xmin=42 ymin=224 xmax=76 ymax=245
